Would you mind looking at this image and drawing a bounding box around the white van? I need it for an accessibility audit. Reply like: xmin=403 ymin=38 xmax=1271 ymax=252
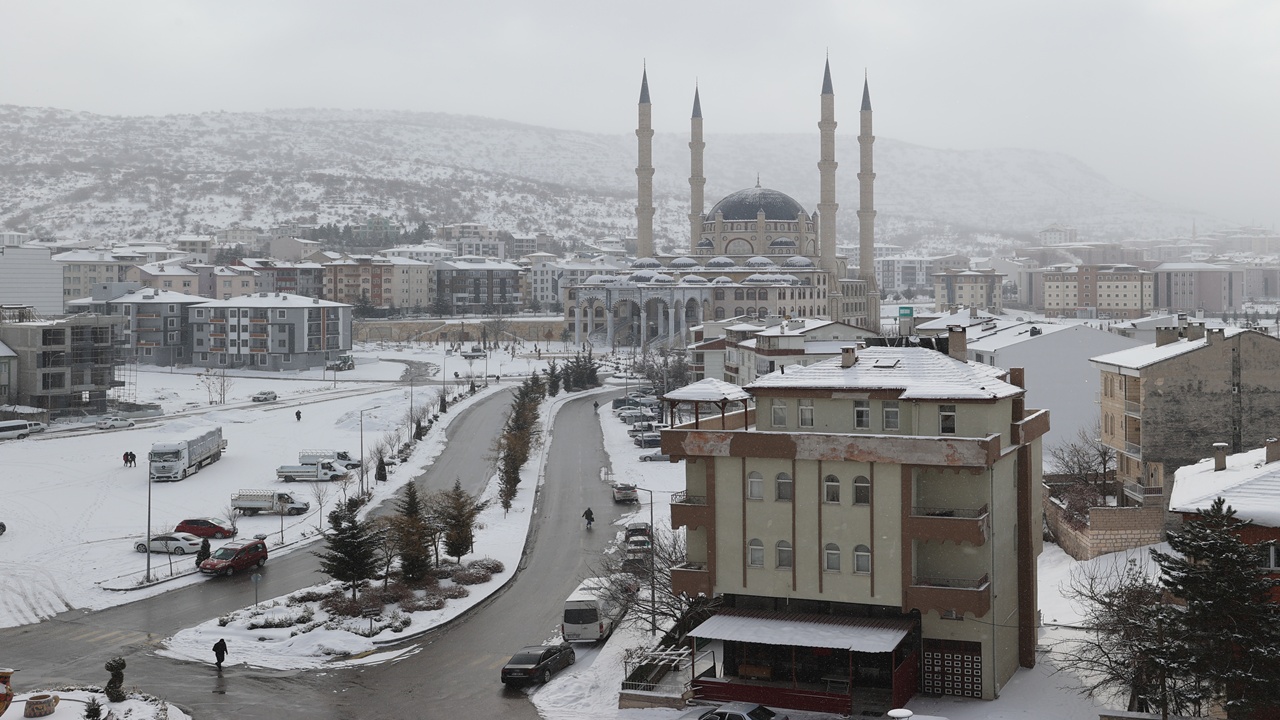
xmin=0 ymin=420 xmax=32 ymax=440
xmin=561 ymin=578 xmax=622 ymax=643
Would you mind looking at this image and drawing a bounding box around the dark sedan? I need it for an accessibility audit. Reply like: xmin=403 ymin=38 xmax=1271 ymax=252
xmin=500 ymin=642 xmax=575 ymax=685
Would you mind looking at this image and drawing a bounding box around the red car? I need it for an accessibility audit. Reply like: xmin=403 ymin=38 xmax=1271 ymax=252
xmin=175 ymin=517 xmax=237 ymax=539
xmin=199 ymin=538 xmax=268 ymax=576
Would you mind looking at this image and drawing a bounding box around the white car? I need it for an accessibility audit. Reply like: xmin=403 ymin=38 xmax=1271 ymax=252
xmin=24 ymin=421 xmax=46 ymax=433
xmin=135 ymin=533 xmax=203 ymax=555
xmin=96 ymin=417 xmax=135 ymax=429
xmin=251 ymin=391 xmax=277 ymax=402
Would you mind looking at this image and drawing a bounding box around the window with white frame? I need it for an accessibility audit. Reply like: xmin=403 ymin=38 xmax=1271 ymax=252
xmin=824 ymin=543 xmax=841 ymax=572
xmin=747 ymin=472 xmax=763 ymax=500
xmin=798 ymin=399 xmax=814 ymax=428
xmin=854 ymin=475 xmax=871 ymax=505
xmin=854 ymin=400 xmax=870 ymax=429
xmin=824 ymin=474 xmax=840 ymax=503
xmin=277 ymin=310 xmax=287 ymax=319
xmin=771 ymin=399 xmax=787 ymax=427
xmin=776 ymin=541 xmax=793 ymax=568
xmin=882 ymin=401 xmax=900 ymax=431
xmin=747 ymin=539 xmax=764 ymax=567
xmin=854 ymin=544 xmax=871 ymax=573
xmin=775 ymin=472 xmax=793 ymax=501
xmin=1258 ymin=545 xmax=1280 ymax=570
xmin=939 ymin=404 xmax=957 ymax=435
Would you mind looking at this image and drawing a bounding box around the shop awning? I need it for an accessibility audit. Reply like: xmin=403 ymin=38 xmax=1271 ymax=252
xmin=688 ymin=610 xmax=914 ymax=653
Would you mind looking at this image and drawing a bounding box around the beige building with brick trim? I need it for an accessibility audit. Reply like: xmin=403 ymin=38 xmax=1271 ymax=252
xmin=1039 ymin=264 xmax=1153 ymax=319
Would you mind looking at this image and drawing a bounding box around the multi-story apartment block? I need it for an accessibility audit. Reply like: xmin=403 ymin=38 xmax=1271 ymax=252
xmin=875 ymin=254 xmax=968 ymax=294
xmin=0 ymin=245 xmax=62 ymax=315
xmin=384 ymin=256 xmax=432 ymax=312
xmin=433 ymin=256 xmax=522 ymax=314
xmin=171 ymin=234 xmax=214 ymax=261
xmin=1 ymin=231 xmax=31 ymax=247
xmin=932 ymin=268 xmax=1004 ymax=313
xmin=1039 ymin=264 xmax=1153 ymax=319
xmin=1092 ymin=327 xmax=1280 ymax=504
xmin=54 ymin=249 xmax=143 ymax=301
xmin=322 ymin=255 xmax=394 ymax=307
xmin=269 ymin=236 xmax=322 ymax=262
xmin=379 ymin=244 xmax=452 ymax=264
xmin=127 ymin=261 xmax=200 ymax=294
xmin=188 ymin=293 xmax=352 ymax=371
xmin=67 ymin=285 xmax=206 ymax=366
xmin=216 ymin=226 xmax=263 ymax=248
xmin=1150 ymin=262 xmax=1245 ymax=313
xmin=436 ymin=223 xmax=506 ymax=259
xmin=0 ymin=312 xmax=126 ymax=416
xmin=238 ymin=259 xmax=326 ymax=299
xmin=723 ymin=317 xmax=878 ymax=385
xmin=187 ymin=264 xmax=262 ymax=300
xmin=509 ymin=232 xmax=554 ymax=257
xmin=527 ymin=255 xmax=623 ymax=306
xmin=1038 ymin=224 xmax=1078 ymax=245
xmin=664 ymin=341 xmax=1046 ymax=708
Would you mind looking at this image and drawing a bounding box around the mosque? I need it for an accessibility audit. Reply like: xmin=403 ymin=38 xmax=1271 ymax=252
xmin=568 ymin=60 xmax=881 ymax=348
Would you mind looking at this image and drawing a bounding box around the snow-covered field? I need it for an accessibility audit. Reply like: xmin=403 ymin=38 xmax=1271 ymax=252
xmin=0 ymin=339 xmax=1149 ymax=718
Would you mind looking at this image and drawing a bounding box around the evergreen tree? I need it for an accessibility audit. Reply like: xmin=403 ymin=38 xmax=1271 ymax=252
xmin=436 ymin=479 xmax=489 ymax=563
xmin=546 ymin=361 xmax=561 ymax=397
xmin=375 ymin=457 xmax=387 ymax=484
xmin=394 ymin=483 xmax=431 ymax=581
xmin=315 ymin=507 xmax=380 ymax=599
xmin=1151 ymin=498 xmax=1280 ymax=717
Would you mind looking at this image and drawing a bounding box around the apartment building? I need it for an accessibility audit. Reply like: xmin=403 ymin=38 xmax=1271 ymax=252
xmin=379 ymin=244 xmax=452 ymax=264
xmin=171 ymin=234 xmax=214 ymax=261
xmin=875 ymin=254 xmax=968 ymax=294
xmin=188 ymin=293 xmax=352 ymax=371
xmin=54 ymin=249 xmax=143 ymax=301
xmin=527 ymin=255 xmax=623 ymax=306
xmin=127 ymin=262 xmax=199 ymax=294
xmin=384 ymin=256 xmax=432 ymax=311
xmin=433 ymin=256 xmax=522 ymax=314
xmin=664 ymin=341 xmax=1046 ymax=708
xmin=0 ymin=312 xmax=126 ymax=416
xmin=1091 ymin=327 xmax=1280 ymax=504
xmin=722 ymin=317 xmax=878 ymax=385
xmin=238 ymin=259 xmax=326 ymax=299
xmin=1150 ymin=262 xmax=1245 ymax=314
xmin=932 ymin=268 xmax=1004 ymax=313
xmin=0 ymin=245 xmax=62 ymax=315
xmin=436 ymin=223 xmax=506 ymax=259
xmin=1039 ymin=264 xmax=1153 ymax=319
xmin=322 ymin=255 xmax=394 ymax=307
xmin=1038 ymin=224 xmax=1078 ymax=245
xmin=67 ymin=286 xmax=206 ymax=366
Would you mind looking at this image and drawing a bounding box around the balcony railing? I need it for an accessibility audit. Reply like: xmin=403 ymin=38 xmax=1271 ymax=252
xmin=905 ymin=572 xmax=991 ymax=617
xmin=1124 ymin=400 xmax=1140 ymax=415
xmin=1125 ymin=441 xmax=1142 ymax=459
xmin=671 ymin=491 xmax=712 ymax=530
xmin=1122 ymin=480 xmax=1163 ymax=499
xmin=670 ymin=561 xmax=712 ymax=598
xmin=906 ymin=505 xmax=990 ymax=546
xmin=914 ymin=573 xmax=989 ymax=590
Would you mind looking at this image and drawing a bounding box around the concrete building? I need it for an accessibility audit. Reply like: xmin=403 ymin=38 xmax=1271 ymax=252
xmin=433 ymin=256 xmax=522 ymax=314
xmin=1039 ymin=264 xmax=1154 ymax=319
xmin=528 ymin=255 xmax=623 ymax=307
xmin=321 ymin=255 xmax=395 ymax=308
xmin=1 ymin=231 xmax=31 ymax=247
xmin=1091 ymin=327 xmax=1280 ymax=500
xmin=379 ymin=244 xmax=452 ymax=264
xmin=664 ymin=342 xmax=1046 ymax=708
xmin=723 ymin=317 xmax=879 ymax=385
xmin=509 ymin=232 xmax=554 ymax=257
xmin=0 ymin=312 xmax=126 ymax=416
xmin=0 ymin=339 xmax=14 ymax=405
xmin=0 ymin=245 xmax=63 ymax=315
xmin=384 ymin=256 xmax=433 ymax=312
xmin=171 ymin=235 xmax=214 ymax=262
xmin=269 ymin=236 xmax=322 ymax=262
xmin=932 ymin=268 xmax=1004 ymax=314
xmin=1038 ymin=224 xmax=1078 ymax=245
xmin=67 ymin=286 xmax=206 ymax=366
xmin=875 ymin=254 xmax=968 ymax=294
xmin=436 ymin=223 xmax=506 ymax=259
xmin=53 ymin=249 xmax=143 ymax=302
xmin=238 ymin=259 xmax=326 ymax=299
xmin=126 ymin=261 xmax=200 ymax=295
xmin=188 ymin=293 xmax=352 ymax=371
xmin=1150 ymin=262 xmax=1245 ymax=313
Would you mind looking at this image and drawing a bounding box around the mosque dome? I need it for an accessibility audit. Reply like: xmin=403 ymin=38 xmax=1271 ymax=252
xmin=745 ymin=256 xmax=778 ymax=269
xmin=712 ymin=276 xmax=736 ymax=284
xmin=669 ymin=256 xmax=700 ymax=269
xmin=696 ymin=238 xmax=715 ymax=248
xmin=783 ymin=256 xmax=815 ymax=268
xmin=631 ymin=258 xmax=662 ymax=269
xmin=681 ymin=275 xmax=709 ymax=285
xmin=630 ymin=269 xmax=657 ymax=282
xmin=769 ymin=237 xmax=797 ymax=248
xmin=709 ymin=187 xmax=806 ymax=221
xmin=706 ymin=256 xmax=737 ymax=269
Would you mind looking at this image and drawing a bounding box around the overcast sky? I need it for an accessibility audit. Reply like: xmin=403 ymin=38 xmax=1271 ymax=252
xmin=2 ymin=1 xmax=1276 ymax=227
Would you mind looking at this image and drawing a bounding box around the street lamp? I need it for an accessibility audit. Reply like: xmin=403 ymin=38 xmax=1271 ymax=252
xmin=634 ymin=486 xmax=657 ymax=636
xmin=359 ymin=405 xmax=383 ymax=496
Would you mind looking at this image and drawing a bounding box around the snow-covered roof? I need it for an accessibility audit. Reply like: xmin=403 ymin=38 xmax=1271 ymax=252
xmin=664 ymin=378 xmax=751 ymax=403
xmin=689 ymin=609 xmax=914 ymax=653
xmin=67 ymin=289 xmax=206 ymax=306
xmin=190 ymin=293 xmax=349 ymax=309
xmin=0 ymin=341 xmax=15 ymax=358
xmin=752 ymin=319 xmax=834 ymax=336
xmin=1090 ymin=328 xmax=1250 ymax=370
xmin=914 ymin=307 xmax=1000 ymax=331
xmin=1169 ymin=446 xmax=1280 ymax=527
xmin=966 ymin=322 xmax=1073 ymax=352
xmin=749 ymin=346 xmax=1022 ymax=401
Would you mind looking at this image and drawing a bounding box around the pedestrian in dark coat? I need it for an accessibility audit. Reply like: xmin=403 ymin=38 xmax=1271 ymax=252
xmin=123 ymin=451 xmax=130 ymax=467
xmin=295 ymin=410 xmax=302 ymax=422
xmin=213 ymin=638 xmax=228 ymax=670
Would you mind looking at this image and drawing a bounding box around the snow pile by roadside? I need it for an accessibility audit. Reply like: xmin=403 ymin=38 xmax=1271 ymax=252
xmin=5 ymin=689 xmax=189 ymax=720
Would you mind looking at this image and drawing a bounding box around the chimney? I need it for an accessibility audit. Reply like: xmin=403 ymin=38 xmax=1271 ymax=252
xmin=1155 ymin=326 xmax=1180 ymax=347
xmin=1213 ymin=442 xmax=1229 ymax=471
xmin=947 ymin=325 xmax=968 ymax=361
xmin=1206 ymin=327 xmax=1224 ymax=345
xmin=1186 ymin=322 xmax=1205 ymax=341
xmin=841 ymin=345 xmax=858 ymax=368
xmin=1267 ymin=437 xmax=1280 ymax=464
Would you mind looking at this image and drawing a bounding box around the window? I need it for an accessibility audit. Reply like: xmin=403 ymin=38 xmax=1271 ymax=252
xmin=799 ymin=399 xmax=814 ymax=427
xmin=195 ymin=309 xmax=205 ymax=318
xmin=775 ymin=472 xmax=793 ymax=501
xmin=747 ymin=472 xmax=763 ymax=500
xmin=854 ymin=400 xmax=870 ymax=429
xmin=824 ymin=543 xmax=841 ymax=572
xmin=277 ymin=310 xmax=287 ymax=319
xmin=939 ymin=404 xmax=957 ymax=435
xmin=747 ymin=539 xmax=764 ymax=567
xmin=882 ymin=401 xmax=900 ymax=431
xmin=854 ymin=544 xmax=872 ymax=573
xmin=772 ymin=399 xmax=787 ymax=427
xmin=1259 ymin=546 xmax=1280 ymax=570
xmin=824 ymin=475 xmax=840 ymax=503
xmin=776 ymin=541 xmax=793 ymax=568
xmin=854 ymin=475 xmax=871 ymax=505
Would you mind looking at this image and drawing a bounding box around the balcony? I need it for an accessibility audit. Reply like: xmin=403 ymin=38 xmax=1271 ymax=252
xmin=135 ymin=313 xmax=160 ymax=319
xmin=1124 ymin=400 xmax=1140 ymax=416
xmin=670 ymin=561 xmax=712 ymax=598
xmin=250 ymin=333 xmax=267 ymax=339
xmin=250 ymin=348 xmax=267 ymax=353
xmin=1124 ymin=441 xmax=1142 ymax=459
xmin=671 ymin=491 xmax=713 ymax=530
xmin=250 ymin=317 xmax=268 ymax=323
xmin=905 ymin=573 xmax=991 ymax=618
xmin=209 ymin=332 xmax=226 ymax=338
xmin=905 ymin=505 xmax=989 ymax=546
xmin=1122 ymin=480 xmax=1163 ymax=503
xmin=210 ymin=318 xmax=227 ymax=324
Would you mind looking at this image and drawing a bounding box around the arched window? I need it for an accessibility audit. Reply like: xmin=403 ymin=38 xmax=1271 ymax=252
xmin=758 ymin=289 xmax=768 ymax=301
xmin=776 ymin=541 xmax=793 ymax=568
xmin=854 ymin=544 xmax=872 ymax=573
xmin=775 ymin=472 xmax=793 ymax=501
xmin=734 ymin=289 xmax=745 ymax=301
xmin=715 ymin=307 xmax=726 ymax=320
xmin=747 ymin=471 xmax=763 ymax=500
xmin=747 ymin=539 xmax=764 ymax=567
xmin=745 ymin=307 xmax=756 ymax=318
xmin=824 ymin=474 xmax=840 ymax=503
xmin=757 ymin=306 xmax=768 ymax=318
xmin=714 ymin=289 xmax=725 ymax=301
xmin=746 ymin=289 xmax=757 ymax=301
xmin=734 ymin=306 xmax=744 ymax=317
xmin=854 ymin=475 xmax=871 ymax=505
xmin=824 ymin=543 xmax=841 ymax=572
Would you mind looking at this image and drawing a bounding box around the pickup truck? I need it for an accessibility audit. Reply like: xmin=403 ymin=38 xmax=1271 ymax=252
xmin=276 ymin=460 xmax=349 ymax=483
xmin=231 ymin=489 xmax=310 ymax=516
xmin=297 ymin=449 xmax=362 ymax=470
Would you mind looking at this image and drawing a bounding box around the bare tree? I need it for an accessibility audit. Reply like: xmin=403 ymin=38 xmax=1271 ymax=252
xmin=481 ymin=315 xmax=512 ymax=350
xmin=309 ymin=482 xmax=334 ymax=535
xmin=588 ymin=526 xmax=719 ymax=638
xmin=198 ymin=369 xmax=235 ymax=405
xmin=221 ymin=501 xmax=241 ymax=535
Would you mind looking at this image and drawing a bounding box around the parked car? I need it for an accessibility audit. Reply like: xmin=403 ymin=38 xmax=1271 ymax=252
xmin=628 ymin=421 xmax=669 ymax=437
xmin=639 ymin=451 xmax=670 ymax=463
xmin=500 ymin=642 xmax=575 ymax=685
xmin=634 ymin=432 xmax=662 ymax=448
xmin=135 ymin=533 xmax=203 ymax=555
xmin=175 ymin=517 xmax=237 ymax=539
xmin=23 ymin=421 xmax=46 ymax=434
xmin=624 ymin=522 xmax=652 ymax=543
xmin=618 ymin=408 xmax=654 ymax=425
xmin=612 ymin=483 xmax=639 ymax=504
xmin=679 ymin=702 xmax=789 ymax=720
xmin=251 ymin=390 xmax=277 ymax=402
xmin=612 ymin=397 xmax=643 ymax=411
xmin=96 ymin=417 xmax=135 ymax=429
xmin=199 ymin=537 xmax=268 ymax=576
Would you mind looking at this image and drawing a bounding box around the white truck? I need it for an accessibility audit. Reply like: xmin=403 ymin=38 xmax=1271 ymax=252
xmin=230 ymin=489 xmax=310 ymax=516
xmin=275 ymin=460 xmax=349 ymax=483
xmin=297 ymin=449 xmax=362 ymax=470
xmin=149 ymin=427 xmax=227 ymax=482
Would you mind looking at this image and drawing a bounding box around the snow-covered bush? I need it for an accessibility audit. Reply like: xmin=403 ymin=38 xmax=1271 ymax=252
xmin=451 ymin=567 xmax=491 ymax=585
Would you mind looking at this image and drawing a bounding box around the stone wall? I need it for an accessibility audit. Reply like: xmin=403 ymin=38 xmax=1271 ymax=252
xmin=1044 ymin=488 xmax=1167 ymax=560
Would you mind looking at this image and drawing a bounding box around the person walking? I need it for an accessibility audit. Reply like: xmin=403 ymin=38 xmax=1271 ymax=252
xmin=122 ymin=451 xmax=130 ymax=467
xmin=582 ymin=507 xmax=594 ymax=530
xmin=213 ymin=638 xmax=228 ymax=670
xmin=295 ymin=410 xmax=302 ymax=422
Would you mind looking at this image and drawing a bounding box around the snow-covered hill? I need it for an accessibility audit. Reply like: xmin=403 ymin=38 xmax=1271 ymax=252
xmin=0 ymin=106 xmax=1213 ymax=246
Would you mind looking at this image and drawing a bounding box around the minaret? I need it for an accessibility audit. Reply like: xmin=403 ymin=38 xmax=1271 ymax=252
xmin=817 ymin=59 xmax=838 ymax=276
xmin=688 ymin=86 xmax=705 ymax=251
xmin=636 ymin=68 xmax=656 ymax=259
xmin=857 ymin=74 xmax=877 ymax=293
